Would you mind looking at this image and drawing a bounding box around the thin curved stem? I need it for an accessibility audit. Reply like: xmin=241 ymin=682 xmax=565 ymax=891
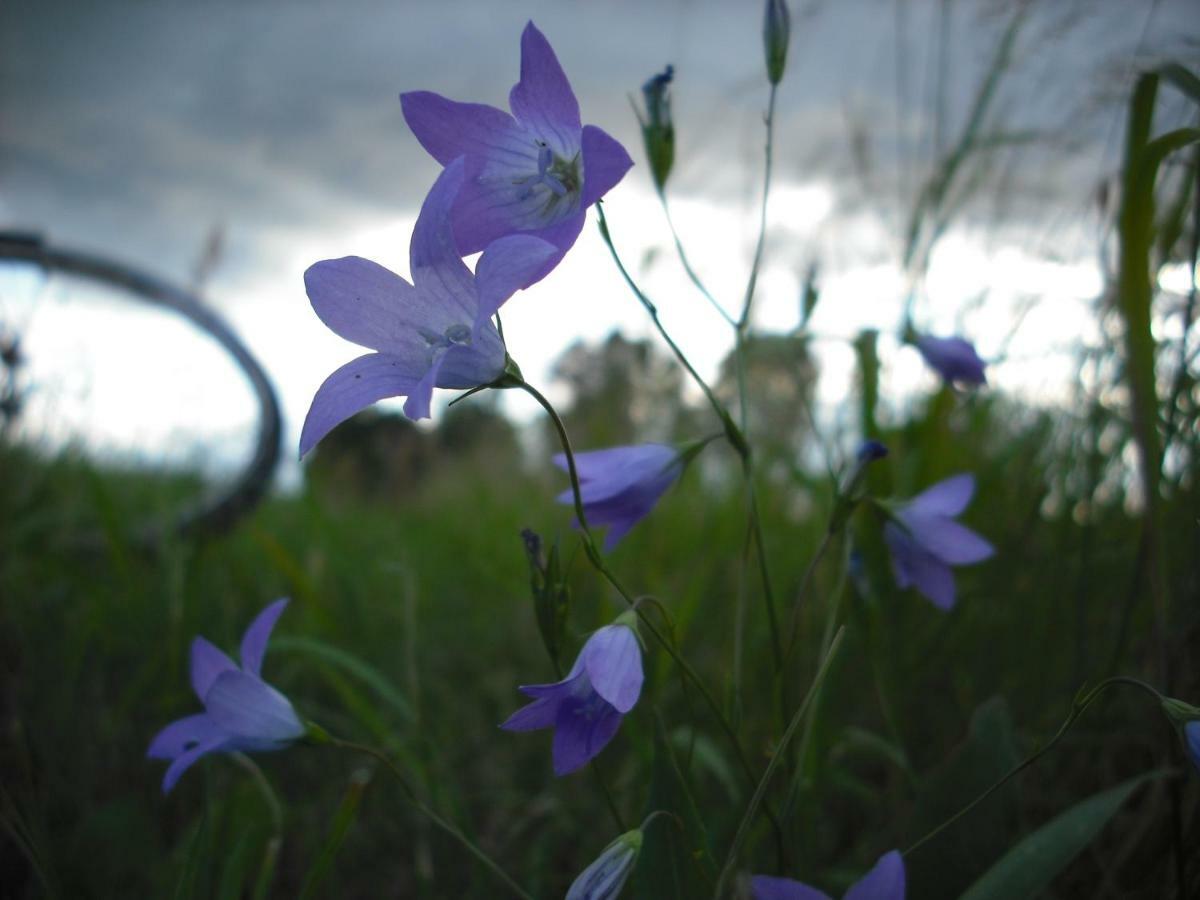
xmin=658 ymin=194 xmax=737 ymax=326
xmin=714 ymin=627 xmax=846 ymax=898
xmin=327 ymin=737 xmax=533 ymax=900
xmin=515 ymin=376 xmax=788 ymax=865
xmin=737 ymin=83 xmax=778 ymax=331
xmin=902 ymin=675 xmax=1165 ymax=857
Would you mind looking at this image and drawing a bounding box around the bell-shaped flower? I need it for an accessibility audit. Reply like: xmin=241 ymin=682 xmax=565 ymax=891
xmin=752 ymin=850 xmax=905 ymax=900
xmin=883 ymin=474 xmax=994 ymax=610
xmin=501 ymin=615 xmax=643 ymax=776
xmin=300 ymin=157 xmax=556 ymax=455
xmin=401 ymin=22 xmax=633 ymax=285
xmin=147 ymin=599 xmax=304 ymax=793
xmin=915 ymin=334 xmax=987 ymax=386
xmin=566 ymin=828 xmax=643 ymax=900
xmin=555 ymin=443 xmax=685 ymax=551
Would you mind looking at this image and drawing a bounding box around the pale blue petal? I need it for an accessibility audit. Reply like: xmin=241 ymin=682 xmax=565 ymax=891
xmin=566 ymin=838 xmax=638 ymax=900
xmin=579 ymin=124 xmax=634 ymax=208
xmin=161 ymin=733 xmax=231 ymax=793
xmin=300 ymin=353 xmax=423 ymax=457
xmin=239 ymin=598 xmax=288 ymax=677
xmin=408 ymin=158 xmax=476 ymax=309
xmin=901 ymin=512 xmax=995 ymax=565
xmin=305 ymin=256 xmax=419 ymax=354
xmin=906 ymin=474 xmax=975 ymax=518
xmin=147 ymin=713 xmax=224 ymax=760
xmin=473 ymin=234 xmax=560 ymax=330
xmin=508 ymin=22 xmax=581 ymax=147
xmin=400 ymin=90 xmax=524 ymax=168
xmin=582 ymin=625 xmax=643 ymax=714
xmin=844 ymin=851 xmax=906 ymax=900
xmin=190 ymin=637 xmax=236 ymax=701
xmin=552 ymin=687 xmax=622 ymax=775
xmin=204 ymin=671 xmax=304 ymax=745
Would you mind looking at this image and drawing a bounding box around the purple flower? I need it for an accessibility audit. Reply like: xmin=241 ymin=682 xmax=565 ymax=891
xmin=567 ymin=828 xmax=643 ymax=900
xmin=1186 ymin=721 xmax=1200 ymax=773
xmin=752 ymin=850 xmax=906 ymax=900
xmin=147 ymin=599 xmax=303 ymax=793
xmin=401 ymin=22 xmax=633 ymax=285
xmin=501 ymin=618 xmax=643 ymax=776
xmin=884 ymin=474 xmax=994 ymax=610
xmin=555 ymin=443 xmax=684 ymax=551
xmin=300 ymin=157 xmax=557 ymax=455
xmin=915 ymin=335 xmax=987 ymax=386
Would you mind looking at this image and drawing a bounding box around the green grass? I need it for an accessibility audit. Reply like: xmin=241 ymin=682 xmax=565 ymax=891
xmin=1 ymin=371 xmax=1196 ymax=898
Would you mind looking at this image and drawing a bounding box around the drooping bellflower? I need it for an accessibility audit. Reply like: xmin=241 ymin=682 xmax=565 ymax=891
xmin=501 ymin=615 xmax=643 ymax=776
xmin=555 ymin=443 xmax=685 ymax=551
xmin=147 ymin=599 xmax=304 ymax=793
xmin=566 ymin=828 xmax=643 ymax=900
xmin=401 ymin=22 xmax=633 ymax=284
xmin=300 ymin=157 xmax=557 ymax=455
xmin=752 ymin=850 xmax=906 ymax=900
xmin=883 ymin=474 xmax=994 ymax=610
xmin=915 ymin=334 xmax=987 ymax=387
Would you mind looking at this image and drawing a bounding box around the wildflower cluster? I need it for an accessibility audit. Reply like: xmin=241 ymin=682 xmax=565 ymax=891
xmin=144 ymin=8 xmax=1200 ymax=898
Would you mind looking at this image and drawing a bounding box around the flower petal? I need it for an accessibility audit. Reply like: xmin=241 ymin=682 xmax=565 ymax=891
xmin=566 ymin=834 xmax=640 ymax=900
xmin=408 ymin=158 xmax=475 ymax=311
xmin=239 ymin=598 xmax=288 ymax=677
xmin=901 ymin=513 xmax=995 ymax=565
xmin=402 ymin=345 xmax=448 ymax=421
xmin=916 ymin=335 xmax=987 ymax=386
xmin=473 ymin=234 xmax=560 ymax=330
xmin=300 ymin=353 xmax=423 ymax=457
xmin=400 ymin=90 xmax=524 ymax=168
xmin=749 ymin=875 xmax=832 ymax=900
xmin=886 ymin=524 xmax=957 ymax=610
xmin=190 ymin=637 xmax=237 ymax=701
xmin=161 ymin=732 xmax=231 ymax=793
xmin=508 ymin=22 xmax=581 ymax=145
xmin=500 ymin=695 xmax=560 ymax=732
xmin=147 ymin=713 xmax=225 ymax=760
xmin=581 ymin=625 xmax=643 ymax=714
xmin=1185 ymin=721 xmax=1200 ymax=773
xmin=580 ymin=125 xmax=634 ymax=208
xmin=906 ymin=474 xmax=975 ymax=518
xmin=555 ymin=444 xmax=680 ymax=504
xmin=844 ymin=850 xmax=906 ymax=900
xmin=305 ymin=256 xmax=419 ymax=353
xmin=204 ymin=670 xmax=304 ymax=746
xmin=552 ymin=690 xmax=623 ymax=775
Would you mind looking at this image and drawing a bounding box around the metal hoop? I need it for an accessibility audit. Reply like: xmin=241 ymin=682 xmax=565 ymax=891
xmin=0 ymin=231 xmax=282 ymax=545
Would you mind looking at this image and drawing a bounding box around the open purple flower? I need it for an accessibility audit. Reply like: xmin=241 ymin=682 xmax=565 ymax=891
xmin=752 ymin=850 xmax=905 ymax=900
xmin=300 ymin=157 xmax=556 ymax=455
xmin=147 ymin=599 xmax=303 ymax=793
xmin=884 ymin=474 xmax=994 ymax=610
xmin=915 ymin=334 xmax=987 ymax=386
xmin=401 ymin=22 xmax=633 ymax=285
xmin=555 ymin=443 xmax=684 ymax=551
xmin=501 ymin=616 xmax=643 ymax=776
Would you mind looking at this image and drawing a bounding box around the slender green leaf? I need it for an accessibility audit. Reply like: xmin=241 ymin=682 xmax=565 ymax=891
xmin=298 ymin=768 xmax=372 ymax=900
xmin=272 ymin=635 xmax=414 ymax=724
xmin=959 ymin=771 xmax=1161 ymax=900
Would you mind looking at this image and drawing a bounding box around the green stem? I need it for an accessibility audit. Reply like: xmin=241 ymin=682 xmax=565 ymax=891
xmin=714 ymin=627 xmax=846 ymax=898
xmin=902 ymin=675 xmax=1165 ymax=857
xmin=658 ymin=192 xmax=737 ymax=326
xmin=327 ymin=737 xmax=533 ymax=900
xmin=595 ymin=204 xmax=747 ymax=459
xmin=515 ymin=376 xmax=788 ymax=864
xmin=737 ymin=82 xmax=778 ymax=330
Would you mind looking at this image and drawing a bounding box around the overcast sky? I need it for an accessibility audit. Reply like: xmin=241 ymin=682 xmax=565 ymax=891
xmin=1 ymin=0 xmax=1196 ymax=483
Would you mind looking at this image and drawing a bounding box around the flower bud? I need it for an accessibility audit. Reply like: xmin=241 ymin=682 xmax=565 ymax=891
xmin=637 ymin=65 xmax=675 ymax=193
xmin=763 ymin=0 xmax=791 ymax=85
xmin=566 ymin=829 xmax=643 ymax=900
